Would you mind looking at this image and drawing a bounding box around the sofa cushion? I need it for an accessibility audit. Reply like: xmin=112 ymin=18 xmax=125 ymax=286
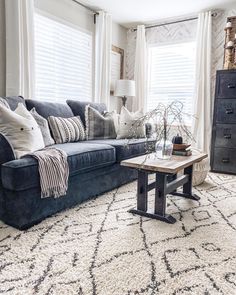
xmin=26 ymin=99 xmax=74 ymax=119
xmin=1 ymin=142 xmax=116 ymax=191
xmin=86 ymin=139 xmax=156 ymax=162
xmin=1 ymin=96 xmax=26 ymax=110
xmin=67 ymin=100 xmax=107 ymax=126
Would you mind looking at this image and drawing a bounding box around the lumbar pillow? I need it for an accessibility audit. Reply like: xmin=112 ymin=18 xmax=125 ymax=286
xmin=0 ymin=103 xmax=45 ymax=158
xmin=48 ymin=116 xmax=85 ymax=144
xmin=30 ymin=108 xmax=55 ymax=146
xmin=116 ymin=106 xmax=145 ymax=139
xmin=85 ymin=105 xmax=117 ymax=140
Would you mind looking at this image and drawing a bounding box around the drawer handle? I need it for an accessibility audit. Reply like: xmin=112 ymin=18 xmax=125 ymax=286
xmin=224 ymin=134 xmax=231 ymax=139
xmin=227 ymin=84 xmax=236 ymax=89
xmin=225 ymin=108 xmax=234 ymax=114
xmin=222 ymin=158 xmax=230 ymax=163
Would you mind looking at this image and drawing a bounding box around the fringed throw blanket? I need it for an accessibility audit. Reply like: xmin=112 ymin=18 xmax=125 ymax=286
xmin=29 ymin=148 xmax=69 ymax=199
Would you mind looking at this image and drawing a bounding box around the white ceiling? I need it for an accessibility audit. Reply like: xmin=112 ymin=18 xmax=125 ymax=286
xmin=79 ymin=0 xmax=236 ymax=27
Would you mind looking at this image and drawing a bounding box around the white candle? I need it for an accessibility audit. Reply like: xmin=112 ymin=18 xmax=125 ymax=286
xmin=226 ymin=21 xmax=232 ymax=28
xmin=227 ymin=41 xmax=234 ymax=47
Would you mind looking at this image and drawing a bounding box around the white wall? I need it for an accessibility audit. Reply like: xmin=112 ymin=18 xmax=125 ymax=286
xmin=34 ymin=0 xmax=94 ymax=32
xmin=110 ymin=21 xmax=127 ymax=111
xmin=0 ymin=0 xmax=6 ymax=97
xmin=112 ymin=21 xmax=127 ymax=50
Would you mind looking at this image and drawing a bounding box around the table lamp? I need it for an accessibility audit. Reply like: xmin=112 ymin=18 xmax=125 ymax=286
xmin=114 ymin=80 xmax=135 ymax=106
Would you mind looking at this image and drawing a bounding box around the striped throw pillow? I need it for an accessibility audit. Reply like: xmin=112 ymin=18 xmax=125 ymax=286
xmin=85 ymin=105 xmax=117 ymax=140
xmin=48 ymin=116 xmax=85 ymax=144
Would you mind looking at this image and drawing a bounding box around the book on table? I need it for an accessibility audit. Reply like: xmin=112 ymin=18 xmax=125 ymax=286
xmin=172 ymin=149 xmax=192 ymax=156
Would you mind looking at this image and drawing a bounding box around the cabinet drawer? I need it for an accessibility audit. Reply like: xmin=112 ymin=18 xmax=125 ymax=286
xmin=215 ymin=124 xmax=236 ymax=148
xmin=212 ymin=148 xmax=236 ymax=174
xmin=216 ymin=99 xmax=236 ymax=123
xmin=216 ymin=72 xmax=236 ymax=99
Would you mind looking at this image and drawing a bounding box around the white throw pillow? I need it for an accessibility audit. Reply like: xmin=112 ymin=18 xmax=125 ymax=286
xmin=116 ymin=106 xmax=145 ymax=139
xmin=0 ymin=103 xmax=45 ymax=158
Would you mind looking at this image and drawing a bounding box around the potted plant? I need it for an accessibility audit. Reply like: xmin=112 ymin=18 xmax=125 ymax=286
xmin=130 ymin=101 xmax=195 ymax=159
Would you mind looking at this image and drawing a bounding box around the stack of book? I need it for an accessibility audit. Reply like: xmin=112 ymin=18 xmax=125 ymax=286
xmin=172 ymin=144 xmax=192 ymax=156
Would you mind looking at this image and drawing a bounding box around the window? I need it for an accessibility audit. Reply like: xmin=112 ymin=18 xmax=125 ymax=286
xmin=35 ymin=12 xmax=92 ymax=103
xmin=147 ymin=41 xmax=196 ymax=125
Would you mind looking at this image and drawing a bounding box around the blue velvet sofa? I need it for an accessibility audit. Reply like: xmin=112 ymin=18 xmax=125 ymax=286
xmin=0 ymin=96 xmax=155 ymax=229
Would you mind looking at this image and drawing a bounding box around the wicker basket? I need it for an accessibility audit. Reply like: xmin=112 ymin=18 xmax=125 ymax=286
xmin=192 ymin=149 xmax=209 ymax=186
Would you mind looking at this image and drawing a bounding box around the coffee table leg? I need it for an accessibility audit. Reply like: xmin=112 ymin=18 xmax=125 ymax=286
xmin=183 ymin=165 xmax=200 ymax=200
xmin=129 ymin=170 xmax=176 ymax=223
xmin=137 ymin=170 xmax=148 ymax=211
xmin=154 ymin=173 xmax=176 ymax=224
xmin=171 ymin=165 xmax=200 ymax=201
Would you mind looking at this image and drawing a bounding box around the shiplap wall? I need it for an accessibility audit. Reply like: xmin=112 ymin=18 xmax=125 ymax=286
xmin=211 ymin=9 xmax=236 ymax=96
xmin=126 ymin=19 xmax=197 ymax=80
xmin=126 ymin=8 xmax=236 ymax=105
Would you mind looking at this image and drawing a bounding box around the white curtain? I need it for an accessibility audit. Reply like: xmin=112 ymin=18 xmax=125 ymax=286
xmin=5 ymin=0 xmax=35 ymax=99
xmin=192 ymin=11 xmax=212 ymax=156
xmin=133 ymin=25 xmax=147 ymax=112
xmin=94 ymin=11 xmax=112 ymax=109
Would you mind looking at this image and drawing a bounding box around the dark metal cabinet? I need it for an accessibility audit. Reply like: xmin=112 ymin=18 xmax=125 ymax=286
xmin=211 ymin=70 xmax=236 ymax=174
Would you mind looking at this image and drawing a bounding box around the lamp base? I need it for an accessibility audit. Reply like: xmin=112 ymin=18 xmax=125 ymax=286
xmin=121 ymin=96 xmax=127 ymax=106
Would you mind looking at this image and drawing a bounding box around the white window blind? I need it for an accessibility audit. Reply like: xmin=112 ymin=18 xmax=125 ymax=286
xmin=35 ymin=12 xmax=92 ymax=103
xmin=147 ymin=41 xmax=196 ymax=125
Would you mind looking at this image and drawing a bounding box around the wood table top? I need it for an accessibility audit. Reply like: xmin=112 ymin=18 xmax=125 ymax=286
xmin=121 ymin=152 xmax=208 ymax=174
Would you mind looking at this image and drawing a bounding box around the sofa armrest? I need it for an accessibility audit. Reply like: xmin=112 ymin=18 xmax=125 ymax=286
xmin=0 ymin=133 xmax=15 ymax=165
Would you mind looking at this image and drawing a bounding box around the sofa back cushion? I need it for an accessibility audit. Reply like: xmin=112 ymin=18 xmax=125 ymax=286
xmin=67 ymin=100 xmax=107 ymax=126
xmin=0 ymin=96 xmax=26 ymax=110
xmin=26 ymin=99 xmax=74 ymax=119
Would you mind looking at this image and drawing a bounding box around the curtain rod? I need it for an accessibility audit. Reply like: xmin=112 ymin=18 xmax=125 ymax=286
xmin=131 ymin=12 xmax=217 ymax=32
xmin=71 ymin=0 xmax=98 ymax=14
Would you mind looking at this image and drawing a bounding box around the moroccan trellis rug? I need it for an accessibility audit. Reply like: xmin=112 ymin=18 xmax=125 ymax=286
xmin=0 ymin=173 xmax=236 ymax=295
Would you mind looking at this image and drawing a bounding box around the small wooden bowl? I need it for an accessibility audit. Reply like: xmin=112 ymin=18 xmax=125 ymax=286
xmin=173 ymin=143 xmax=191 ymax=150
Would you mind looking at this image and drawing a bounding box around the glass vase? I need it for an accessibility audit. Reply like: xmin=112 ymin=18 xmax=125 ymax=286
xmin=155 ymin=140 xmax=173 ymax=160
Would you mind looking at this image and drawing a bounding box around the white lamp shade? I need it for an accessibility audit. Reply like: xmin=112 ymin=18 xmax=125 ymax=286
xmin=114 ymin=80 xmax=135 ymax=97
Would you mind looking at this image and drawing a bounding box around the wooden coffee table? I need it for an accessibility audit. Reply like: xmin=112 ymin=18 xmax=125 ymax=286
xmin=121 ymin=152 xmax=208 ymax=224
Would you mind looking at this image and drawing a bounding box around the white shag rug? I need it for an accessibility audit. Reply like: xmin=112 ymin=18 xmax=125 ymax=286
xmin=0 ymin=173 xmax=236 ymax=295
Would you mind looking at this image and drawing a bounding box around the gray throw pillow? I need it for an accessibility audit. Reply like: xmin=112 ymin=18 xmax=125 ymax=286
xmin=85 ymin=105 xmax=117 ymax=140
xmin=48 ymin=116 xmax=85 ymax=144
xmin=30 ymin=108 xmax=55 ymax=146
